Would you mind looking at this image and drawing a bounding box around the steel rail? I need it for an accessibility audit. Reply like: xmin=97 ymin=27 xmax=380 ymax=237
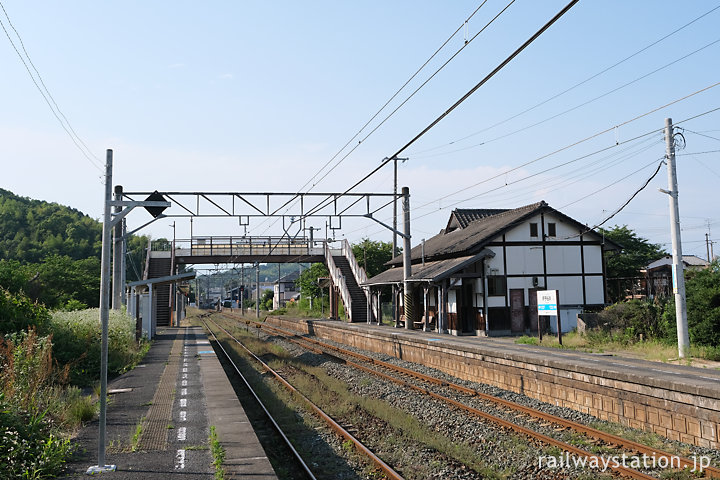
xmin=204 ymin=317 xmax=405 ymax=480
xmin=200 ymin=317 xmax=318 ymax=480
xmin=259 ymin=321 xmax=719 ymax=479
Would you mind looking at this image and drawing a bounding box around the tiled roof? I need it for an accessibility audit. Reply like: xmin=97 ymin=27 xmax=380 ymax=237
xmin=646 ymin=255 xmax=710 ymax=270
xmin=363 ymin=250 xmax=494 ymax=286
xmin=386 ymin=201 xmax=617 ymax=268
xmin=446 ymin=208 xmax=509 ymax=231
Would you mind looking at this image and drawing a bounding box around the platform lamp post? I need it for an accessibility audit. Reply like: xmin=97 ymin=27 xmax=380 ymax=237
xmin=87 ymin=150 xmax=171 ymax=475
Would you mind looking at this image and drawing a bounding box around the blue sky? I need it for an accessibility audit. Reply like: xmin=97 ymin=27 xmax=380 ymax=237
xmin=1 ymin=1 xmax=719 ymax=259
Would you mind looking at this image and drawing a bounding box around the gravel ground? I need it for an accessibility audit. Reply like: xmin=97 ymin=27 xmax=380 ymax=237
xmin=252 ymin=322 xmax=720 ymax=479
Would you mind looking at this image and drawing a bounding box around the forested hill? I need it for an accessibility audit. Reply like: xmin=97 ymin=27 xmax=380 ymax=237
xmin=0 ymin=188 xmax=101 ymax=263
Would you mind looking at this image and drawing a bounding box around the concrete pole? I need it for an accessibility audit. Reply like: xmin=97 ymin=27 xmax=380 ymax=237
xmin=664 ymin=118 xmax=690 ymax=358
xmin=112 ymin=185 xmax=123 ymax=310
xmin=402 ymin=186 xmax=413 ymax=330
xmin=121 ymin=218 xmax=127 ymax=308
xmin=256 ymin=262 xmax=260 ymax=318
xmin=391 ymin=158 xmax=399 ymax=331
xmin=88 ymin=149 xmax=116 ymax=474
xmin=240 ymin=263 xmax=244 ymax=314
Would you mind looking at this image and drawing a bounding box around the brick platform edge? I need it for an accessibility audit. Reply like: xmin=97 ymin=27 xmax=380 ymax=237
xmin=266 ymin=317 xmax=720 ymax=450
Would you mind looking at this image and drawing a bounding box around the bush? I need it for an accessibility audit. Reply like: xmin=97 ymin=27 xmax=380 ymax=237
xmin=0 ymin=288 xmax=50 ymax=336
xmin=0 ymin=395 xmax=74 ymax=480
xmin=593 ymin=299 xmax=668 ymax=344
xmin=48 ymin=308 xmax=148 ymax=386
xmin=0 ymin=332 xmax=76 ymax=479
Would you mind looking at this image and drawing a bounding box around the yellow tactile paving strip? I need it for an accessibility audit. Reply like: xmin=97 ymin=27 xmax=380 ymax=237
xmin=137 ymin=329 xmax=183 ymax=451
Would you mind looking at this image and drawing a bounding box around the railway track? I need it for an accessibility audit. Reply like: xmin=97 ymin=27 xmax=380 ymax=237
xmin=201 ymin=316 xmax=405 ymax=480
xmin=250 ymin=318 xmax=719 ymax=480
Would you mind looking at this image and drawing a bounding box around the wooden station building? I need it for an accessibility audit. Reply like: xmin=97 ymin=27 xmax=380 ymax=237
xmin=363 ymin=201 xmax=619 ymax=335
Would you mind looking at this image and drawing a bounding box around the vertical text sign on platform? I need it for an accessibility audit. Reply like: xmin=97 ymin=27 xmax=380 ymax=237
xmin=536 ymin=290 xmax=558 ymax=316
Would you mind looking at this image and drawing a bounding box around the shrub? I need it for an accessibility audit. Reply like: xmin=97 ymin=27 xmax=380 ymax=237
xmin=48 ymin=308 xmax=147 ymax=386
xmin=0 ymin=332 xmax=76 ymax=479
xmin=0 ymin=288 xmax=50 ymax=336
xmin=594 ymin=299 xmax=667 ymax=343
xmin=0 ymin=393 xmax=74 ymax=479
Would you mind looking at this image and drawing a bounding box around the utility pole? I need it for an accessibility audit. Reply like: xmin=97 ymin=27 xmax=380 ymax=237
xmin=708 ymin=233 xmax=712 ymax=263
xmin=121 ymin=218 xmax=127 ymax=308
xmin=402 ymin=186 xmax=413 ymax=330
xmin=386 ymin=156 xmax=408 ymax=331
xmin=112 ymin=185 xmax=123 ymax=310
xmin=661 ymin=118 xmax=690 ymax=358
xmin=255 ymin=262 xmax=260 ymax=318
xmin=240 ymin=263 xmax=245 ymax=314
xmin=87 ymin=150 xmax=116 ymax=474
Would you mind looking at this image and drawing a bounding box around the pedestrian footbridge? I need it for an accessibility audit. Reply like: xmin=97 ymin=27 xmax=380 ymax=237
xmin=163 ymin=236 xmax=326 ymax=264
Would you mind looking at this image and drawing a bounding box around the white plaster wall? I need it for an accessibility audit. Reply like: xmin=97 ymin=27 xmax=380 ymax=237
xmin=544 ymin=217 xmax=582 ymax=240
xmin=504 ymin=214 xmax=542 ymax=241
xmin=583 ymin=245 xmax=604 ymax=274
xmin=584 ymin=275 xmax=605 ymax=304
xmin=507 ymin=277 xmax=537 ymax=303
xmin=546 ymin=245 xmax=582 ymax=274
xmin=546 ymin=276 xmax=584 ymax=304
xmin=485 ymin=246 xmax=505 ymax=275
xmin=505 ymin=245 xmax=544 ymax=275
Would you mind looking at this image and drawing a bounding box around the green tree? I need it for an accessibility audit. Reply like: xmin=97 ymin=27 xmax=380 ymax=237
xmin=684 ymin=261 xmax=720 ymax=346
xmin=296 ymin=263 xmax=329 ymax=299
xmin=351 ymin=238 xmax=395 ymax=278
xmin=600 ymin=225 xmax=666 ymax=302
xmin=0 ymin=288 xmax=50 ymax=336
xmin=260 ymin=289 xmax=274 ymax=311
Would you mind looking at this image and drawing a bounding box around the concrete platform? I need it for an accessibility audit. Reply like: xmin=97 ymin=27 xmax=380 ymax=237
xmin=266 ymin=316 xmax=720 ymax=450
xmin=61 ymin=326 xmax=277 ymax=479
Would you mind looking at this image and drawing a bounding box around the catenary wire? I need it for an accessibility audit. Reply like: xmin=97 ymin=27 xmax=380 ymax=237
xmin=411 ymin=82 xmax=720 ymax=211
xmin=412 ymin=36 xmax=720 ymax=160
xmin=294 ymin=1 xmax=490 ymax=194
xmin=250 ymin=1 xmax=495 ymax=239
xmin=299 ymin=0 xmax=580 ymax=222
xmin=348 ymin=104 xmax=720 ymax=240
xmin=409 ymin=3 xmax=720 ymax=156
xmin=305 ymin=0 xmax=518 ymax=191
xmin=0 ymin=2 xmax=103 ymax=172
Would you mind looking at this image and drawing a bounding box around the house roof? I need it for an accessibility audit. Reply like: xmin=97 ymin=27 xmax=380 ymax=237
xmin=386 ymin=201 xmax=617 ymax=268
xmin=363 ymin=249 xmax=495 ymax=286
xmin=274 ymin=270 xmax=301 ymax=284
xmin=445 ymin=208 xmax=509 ymax=232
xmin=646 ymin=255 xmax=710 ymax=270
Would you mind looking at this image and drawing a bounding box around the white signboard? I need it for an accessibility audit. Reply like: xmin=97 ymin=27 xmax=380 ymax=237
xmin=537 ymin=290 xmax=558 ymax=316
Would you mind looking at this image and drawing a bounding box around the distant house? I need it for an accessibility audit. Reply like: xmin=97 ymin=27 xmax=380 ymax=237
xmin=273 ymin=271 xmax=301 ymax=310
xmin=644 ymin=255 xmax=711 ymax=298
xmin=364 ymin=201 xmax=619 ymax=336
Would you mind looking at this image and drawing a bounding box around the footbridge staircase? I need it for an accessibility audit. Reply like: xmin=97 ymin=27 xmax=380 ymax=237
xmin=325 ymin=240 xmax=369 ymax=323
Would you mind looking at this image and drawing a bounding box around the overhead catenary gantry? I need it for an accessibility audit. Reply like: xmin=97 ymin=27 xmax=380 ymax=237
xmin=120 ymin=190 xmax=399 ymax=228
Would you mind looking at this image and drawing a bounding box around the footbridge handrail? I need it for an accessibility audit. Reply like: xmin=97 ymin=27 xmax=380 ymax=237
xmin=341 ymin=239 xmax=368 ymax=285
xmin=325 ymin=242 xmax=352 ymax=321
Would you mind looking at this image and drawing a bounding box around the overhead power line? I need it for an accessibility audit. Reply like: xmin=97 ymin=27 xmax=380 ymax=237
xmin=414 ymin=82 xmax=720 ymax=211
xmin=305 ymin=0 xmax=518 ymax=191
xmin=410 ymin=3 xmax=720 ymax=156
xmin=347 ymin=103 xmax=720 ymax=240
xmin=294 ymin=1 xmax=491 ymax=194
xmin=300 ymin=0 xmax=580 ymax=222
xmin=0 ymin=1 xmax=103 ymax=172
xmin=254 ymin=0 xmax=508 ymax=238
xmin=413 ymin=35 xmax=720 ymax=160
